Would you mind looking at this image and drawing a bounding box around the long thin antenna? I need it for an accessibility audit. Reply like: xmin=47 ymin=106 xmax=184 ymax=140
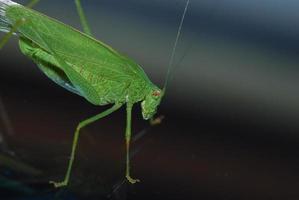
xmin=163 ymin=0 xmax=190 ymax=93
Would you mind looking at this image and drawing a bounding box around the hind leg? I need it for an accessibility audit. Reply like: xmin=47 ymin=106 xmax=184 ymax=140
xmin=0 ymin=0 xmax=40 ymax=49
xmin=74 ymin=0 xmax=92 ymax=36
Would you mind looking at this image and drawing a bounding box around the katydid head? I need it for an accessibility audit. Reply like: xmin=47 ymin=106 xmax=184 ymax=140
xmin=141 ymin=87 xmax=163 ymax=120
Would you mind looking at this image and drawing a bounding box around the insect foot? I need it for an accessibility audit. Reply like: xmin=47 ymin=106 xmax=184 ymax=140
xmin=150 ymin=115 xmax=165 ymax=126
xmin=49 ymin=180 xmax=68 ymax=188
xmin=126 ymin=175 xmax=140 ymax=184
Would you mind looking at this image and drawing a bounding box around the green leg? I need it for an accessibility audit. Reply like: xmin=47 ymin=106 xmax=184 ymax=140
xmin=0 ymin=0 xmax=40 ymax=49
xmin=0 ymin=18 xmax=27 ymax=49
xmin=74 ymin=0 xmax=93 ymax=36
xmin=49 ymin=104 xmax=122 ymax=188
xmin=150 ymin=115 xmax=165 ymax=126
xmin=125 ymin=103 xmax=140 ymax=184
xmin=26 ymin=0 xmax=40 ymax=8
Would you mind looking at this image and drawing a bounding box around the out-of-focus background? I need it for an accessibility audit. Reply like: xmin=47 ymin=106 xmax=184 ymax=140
xmin=1 ymin=0 xmax=299 ymax=199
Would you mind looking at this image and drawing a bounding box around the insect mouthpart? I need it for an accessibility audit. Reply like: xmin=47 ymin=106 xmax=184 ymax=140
xmin=141 ymin=88 xmax=162 ymax=120
xmin=152 ymin=90 xmax=161 ymax=97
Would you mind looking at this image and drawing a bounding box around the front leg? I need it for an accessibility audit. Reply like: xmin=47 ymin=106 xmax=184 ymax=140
xmin=125 ymin=103 xmax=140 ymax=184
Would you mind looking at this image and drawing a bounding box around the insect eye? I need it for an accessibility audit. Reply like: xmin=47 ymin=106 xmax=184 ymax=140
xmin=152 ymin=90 xmax=161 ymax=97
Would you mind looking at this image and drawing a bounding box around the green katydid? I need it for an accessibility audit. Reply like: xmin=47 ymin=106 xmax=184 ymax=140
xmin=0 ymin=0 xmax=189 ymax=187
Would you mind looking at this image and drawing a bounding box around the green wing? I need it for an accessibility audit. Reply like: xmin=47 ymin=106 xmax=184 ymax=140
xmin=18 ymin=36 xmax=133 ymax=105
xmin=5 ymin=4 xmax=148 ymax=79
xmin=5 ymin=4 xmax=151 ymax=104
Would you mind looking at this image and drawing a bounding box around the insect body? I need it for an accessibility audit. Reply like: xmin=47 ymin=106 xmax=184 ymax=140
xmin=0 ymin=0 xmax=189 ymax=187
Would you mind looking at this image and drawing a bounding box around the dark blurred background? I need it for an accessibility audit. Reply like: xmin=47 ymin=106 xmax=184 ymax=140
xmin=1 ymin=0 xmax=299 ymax=199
